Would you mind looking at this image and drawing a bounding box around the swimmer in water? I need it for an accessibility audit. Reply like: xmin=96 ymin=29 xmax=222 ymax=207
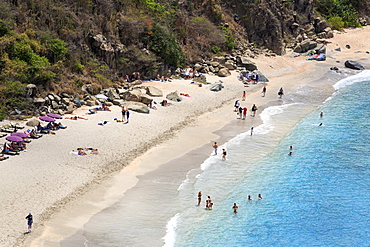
xmin=319 ymin=123 xmax=323 ymax=126
xmin=222 ymin=149 xmax=227 ymax=160
xmin=289 ymin=151 xmax=293 ymax=155
xmin=248 ymin=195 xmax=252 ymax=200
xmin=320 ymin=111 xmax=323 ymax=118
xmin=290 ymin=145 xmax=293 ymax=150
xmin=232 ymin=203 xmax=238 ymax=214
xmin=258 ymin=194 xmax=263 ymax=200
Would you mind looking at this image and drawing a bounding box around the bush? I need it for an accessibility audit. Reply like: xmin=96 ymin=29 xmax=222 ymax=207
xmin=0 ymin=107 xmax=4 ymax=121
xmin=211 ymin=46 xmax=221 ymax=54
xmin=328 ymin=16 xmax=345 ymax=30
xmin=315 ymin=0 xmax=360 ymax=27
xmin=0 ymin=19 xmax=10 ymax=37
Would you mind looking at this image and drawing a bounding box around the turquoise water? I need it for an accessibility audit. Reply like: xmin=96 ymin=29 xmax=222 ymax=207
xmin=172 ymin=71 xmax=370 ymax=247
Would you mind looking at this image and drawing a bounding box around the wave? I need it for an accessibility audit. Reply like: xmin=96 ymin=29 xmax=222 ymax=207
xmin=333 ymin=70 xmax=370 ymax=90
xmin=162 ymin=213 xmax=180 ymax=247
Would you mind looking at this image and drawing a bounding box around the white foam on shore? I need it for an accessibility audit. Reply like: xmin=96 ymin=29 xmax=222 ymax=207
xmin=162 ymin=213 xmax=180 ymax=247
xmin=333 ymin=70 xmax=370 ymax=90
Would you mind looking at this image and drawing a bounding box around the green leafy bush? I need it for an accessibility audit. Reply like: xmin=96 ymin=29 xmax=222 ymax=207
xmin=211 ymin=46 xmax=221 ymax=54
xmin=315 ymin=0 xmax=360 ymax=27
xmin=327 ymin=16 xmax=345 ymax=30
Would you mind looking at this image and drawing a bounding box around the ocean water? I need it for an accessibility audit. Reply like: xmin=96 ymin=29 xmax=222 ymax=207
xmin=170 ymin=71 xmax=370 ymax=247
xmin=62 ymin=71 xmax=370 ymax=247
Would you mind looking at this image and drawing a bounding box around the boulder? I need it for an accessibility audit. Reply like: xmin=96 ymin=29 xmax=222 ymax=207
xmin=294 ymin=40 xmax=317 ymax=53
xmin=105 ymin=102 xmax=113 ymax=107
xmin=51 ymin=101 xmax=59 ymax=109
xmin=166 ymin=91 xmax=182 ymax=102
xmin=26 ymin=84 xmax=37 ymax=98
xmin=113 ymin=99 xmax=124 ymax=105
xmin=344 ymin=60 xmax=365 ymax=70
xmin=146 ymin=86 xmax=163 ymax=97
xmin=85 ymin=100 xmax=96 ymax=106
xmin=210 ymin=61 xmax=220 ymax=67
xmin=82 ymin=84 xmax=93 ymax=94
xmin=124 ymin=102 xmax=149 ymax=114
xmin=225 ymin=61 xmax=237 ymax=70
xmin=65 ymin=103 xmax=75 ymax=114
xmin=210 ymin=82 xmax=224 ymax=92
xmin=61 ymin=98 xmax=71 ymax=105
xmin=213 ymin=56 xmax=226 ymax=64
xmin=122 ymin=90 xmax=141 ymax=102
xmin=217 ymin=68 xmax=231 ymax=77
xmin=107 ymin=88 xmax=119 ymax=101
xmin=236 ymin=56 xmax=257 ymax=71
xmin=33 ymin=98 xmax=45 ymax=104
xmin=53 ymin=94 xmax=61 ymax=103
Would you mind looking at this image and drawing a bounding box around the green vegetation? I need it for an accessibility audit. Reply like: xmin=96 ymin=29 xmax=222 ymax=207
xmin=327 ymin=16 xmax=345 ymax=30
xmin=315 ymin=0 xmax=361 ymax=28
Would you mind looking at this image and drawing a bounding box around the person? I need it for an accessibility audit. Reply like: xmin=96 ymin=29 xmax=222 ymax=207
xmin=198 ymin=191 xmax=202 ymax=206
xmin=278 ymin=87 xmax=284 ymax=99
xmin=288 ymin=151 xmax=293 ymax=156
xmin=25 ymin=212 xmax=33 ymax=233
xmin=242 ymin=91 xmax=246 ymax=101
xmin=206 ymin=196 xmax=213 ymax=209
xmin=258 ymin=194 xmax=263 ymax=200
xmin=232 ymin=203 xmax=238 ymax=214
xmin=320 ymin=111 xmax=324 ymax=118
xmin=248 ymin=195 xmax=252 ymax=200
xmin=126 ymin=110 xmax=130 ymax=123
xmin=238 ymin=106 xmax=243 ymax=119
xmin=262 ymin=86 xmax=266 ymax=97
xmin=250 ymin=127 xmax=254 ymax=136
xmin=251 ymin=104 xmax=257 ymax=117
xmin=213 ymin=142 xmax=218 ymax=155
xmin=121 ymin=106 xmax=126 ymax=122
xmin=319 ymin=123 xmax=323 ymax=126
xmin=77 ymin=148 xmax=87 ymax=155
xmin=222 ymin=149 xmax=227 ymax=160
xmin=290 ymin=145 xmax=293 ymax=150
xmin=242 ymin=107 xmax=247 ymax=120
xmin=234 ymin=100 xmax=240 ymax=112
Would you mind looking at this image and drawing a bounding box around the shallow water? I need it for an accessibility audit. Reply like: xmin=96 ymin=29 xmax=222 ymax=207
xmin=61 ymin=71 xmax=370 ymax=247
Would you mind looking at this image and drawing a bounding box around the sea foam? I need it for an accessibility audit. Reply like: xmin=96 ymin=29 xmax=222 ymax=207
xmin=162 ymin=213 xmax=180 ymax=247
xmin=333 ymin=70 xmax=370 ymax=90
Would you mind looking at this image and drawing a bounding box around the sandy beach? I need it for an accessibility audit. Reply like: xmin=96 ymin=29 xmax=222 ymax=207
xmin=1 ymin=26 xmax=370 ymax=247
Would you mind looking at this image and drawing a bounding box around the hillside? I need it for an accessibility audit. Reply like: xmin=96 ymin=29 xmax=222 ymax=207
xmin=0 ymin=0 xmax=369 ymax=120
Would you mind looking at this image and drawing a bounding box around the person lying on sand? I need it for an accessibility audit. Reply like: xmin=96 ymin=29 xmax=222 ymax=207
xmin=160 ymin=100 xmax=170 ymax=106
xmin=180 ymin=93 xmax=190 ymax=97
xmin=65 ymin=116 xmax=88 ymax=120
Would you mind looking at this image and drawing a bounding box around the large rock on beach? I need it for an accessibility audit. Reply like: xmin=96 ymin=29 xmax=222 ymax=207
xmin=121 ymin=90 xmax=152 ymax=105
xmin=294 ymin=40 xmax=317 ymax=53
xmin=210 ymin=81 xmax=224 ymax=92
xmin=146 ymin=86 xmax=163 ymax=97
xmin=166 ymin=91 xmax=182 ymax=102
xmin=107 ymin=88 xmax=119 ymax=101
xmin=123 ymin=102 xmax=149 ymax=114
xmin=217 ymin=68 xmax=231 ymax=77
xmin=344 ymin=60 xmax=365 ymax=70
xmin=236 ymin=56 xmax=257 ymax=71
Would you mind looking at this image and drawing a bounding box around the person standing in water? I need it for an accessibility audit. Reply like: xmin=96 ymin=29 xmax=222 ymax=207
xmin=320 ymin=111 xmax=324 ymax=118
xmin=213 ymin=142 xmax=218 ymax=155
xmin=250 ymin=127 xmax=254 ymax=136
xmin=258 ymin=194 xmax=263 ymax=200
xmin=222 ymin=149 xmax=227 ymax=160
xmin=248 ymin=195 xmax=253 ymax=200
xmin=197 ymin=191 xmax=202 ymax=206
xmin=232 ymin=203 xmax=239 ymax=214
xmin=262 ymin=86 xmax=266 ymax=97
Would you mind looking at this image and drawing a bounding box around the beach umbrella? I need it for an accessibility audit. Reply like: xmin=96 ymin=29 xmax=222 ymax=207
xmin=95 ymin=94 xmax=108 ymax=99
xmin=11 ymin=132 xmax=28 ymax=138
xmin=26 ymin=119 xmax=40 ymax=127
xmin=47 ymin=113 xmax=62 ymax=119
xmin=39 ymin=116 xmax=55 ymax=122
xmin=6 ymin=135 xmax=24 ymax=142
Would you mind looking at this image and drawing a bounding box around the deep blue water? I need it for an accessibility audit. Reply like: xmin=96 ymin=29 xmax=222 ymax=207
xmin=173 ymin=72 xmax=370 ymax=246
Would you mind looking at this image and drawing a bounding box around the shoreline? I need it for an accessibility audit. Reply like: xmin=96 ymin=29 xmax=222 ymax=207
xmin=1 ymin=26 xmax=369 ymax=247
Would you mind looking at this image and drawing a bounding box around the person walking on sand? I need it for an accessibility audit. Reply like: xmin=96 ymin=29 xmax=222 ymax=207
xmin=234 ymin=100 xmax=240 ymax=112
xmin=242 ymin=91 xmax=246 ymax=101
xmin=262 ymin=86 xmax=266 ymax=97
xmin=126 ymin=110 xmax=130 ymax=123
xmin=213 ymin=142 xmax=218 ymax=155
xmin=251 ymin=104 xmax=257 ymax=117
xmin=250 ymin=127 xmax=254 ymax=136
xmin=198 ymin=191 xmax=202 ymax=206
xmin=238 ymin=106 xmax=243 ymax=119
xmin=25 ymin=212 xmax=33 ymax=233
xmin=222 ymin=149 xmax=227 ymax=160
xmin=278 ymin=87 xmax=284 ymax=99
xmin=121 ymin=106 xmax=126 ymax=122
xmin=232 ymin=203 xmax=238 ymax=214
xmin=242 ymin=107 xmax=247 ymax=120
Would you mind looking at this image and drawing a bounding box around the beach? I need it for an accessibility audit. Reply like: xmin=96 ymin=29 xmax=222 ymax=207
xmin=1 ymin=26 xmax=370 ymax=247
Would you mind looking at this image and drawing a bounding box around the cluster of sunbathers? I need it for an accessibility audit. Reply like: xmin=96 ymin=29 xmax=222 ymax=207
xmin=88 ymin=103 xmax=111 ymax=114
xmin=70 ymin=148 xmax=99 ymax=156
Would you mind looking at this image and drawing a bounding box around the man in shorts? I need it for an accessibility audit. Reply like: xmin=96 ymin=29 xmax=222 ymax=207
xmin=25 ymin=212 xmax=33 ymax=232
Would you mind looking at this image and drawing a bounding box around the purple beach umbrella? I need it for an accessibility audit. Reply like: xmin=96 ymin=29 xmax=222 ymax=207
xmin=47 ymin=113 xmax=62 ymax=119
xmin=39 ymin=116 xmax=55 ymax=122
xmin=6 ymin=135 xmax=24 ymax=142
xmin=11 ymin=132 xmax=28 ymax=138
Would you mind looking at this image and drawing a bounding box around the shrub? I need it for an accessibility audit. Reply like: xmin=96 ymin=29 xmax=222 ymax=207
xmin=0 ymin=19 xmax=10 ymax=37
xmin=328 ymin=16 xmax=345 ymax=30
xmin=211 ymin=46 xmax=221 ymax=54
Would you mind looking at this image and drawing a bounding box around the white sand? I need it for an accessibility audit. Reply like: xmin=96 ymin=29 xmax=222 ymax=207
xmin=1 ymin=26 xmax=370 ymax=247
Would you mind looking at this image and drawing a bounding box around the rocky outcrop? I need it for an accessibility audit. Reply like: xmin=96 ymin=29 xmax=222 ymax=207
xmin=146 ymin=86 xmax=163 ymax=97
xmin=210 ymin=81 xmax=224 ymax=92
xmin=123 ymin=101 xmax=150 ymax=114
xmin=166 ymin=91 xmax=182 ymax=102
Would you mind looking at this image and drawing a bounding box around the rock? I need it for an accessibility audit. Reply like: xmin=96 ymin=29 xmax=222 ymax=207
xmin=210 ymin=61 xmax=220 ymax=67
xmin=33 ymin=98 xmax=45 ymax=104
xmin=85 ymin=100 xmax=96 ymax=106
xmin=194 ymin=63 xmax=203 ymax=71
xmin=225 ymin=61 xmax=237 ymax=70
xmin=236 ymin=56 xmax=257 ymax=71
xmin=345 ymin=44 xmax=351 ymax=49
xmin=146 ymin=86 xmax=163 ymax=97
xmin=210 ymin=82 xmax=224 ymax=92
xmin=253 ymin=71 xmax=269 ymax=82
xmin=209 ymin=66 xmax=216 ymax=73
xmin=344 ymin=60 xmax=365 ymax=70
xmin=65 ymin=103 xmax=75 ymax=114
xmin=326 ymin=31 xmax=334 ymax=38
xmin=314 ymin=19 xmax=327 ymax=33
xmin=166 ymin=91 xmax=182 ymax=102
xmin=116 ymin=88 xmax=126 ymax=94
xmin=105 ymin=102 xmax=113 ymax=107
xmin=315 ymin=44 xmax=326 ymax=54
xmin=140 ymin=94 xmax=153 ymax=105
xmin=217 ymin=68 xmax=231 ymax=77
xmin=334 ymin=47 xmax=341 ymax=52
xmin=123 ymin=102 xmax=149 ymax=114
xmin=51 ymin=101 xmax=59 ymax=109
xmin=213 ymin=56 xmax=225 ymax=64
xmin=61 ymin=92 xmax=70 ymax=98
xmin=107 ymin=88 xmax=119 ymax=101
xmin=54 ymin=94 xmax=61 ymax=103
xmin=61 ymin=98 xmax=71 ymax=105
xmin=294 ymin=40 xmax=317 ymax=53
xmin=26 ymin=84 xmax=37 ymax=98
xmin=82 ymin=84 xmax=93 ymax=94
xmin=113 ymin=99 xmax=124 ymax=105
xmin=330 ymin=67 xmax=339 ymax=71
